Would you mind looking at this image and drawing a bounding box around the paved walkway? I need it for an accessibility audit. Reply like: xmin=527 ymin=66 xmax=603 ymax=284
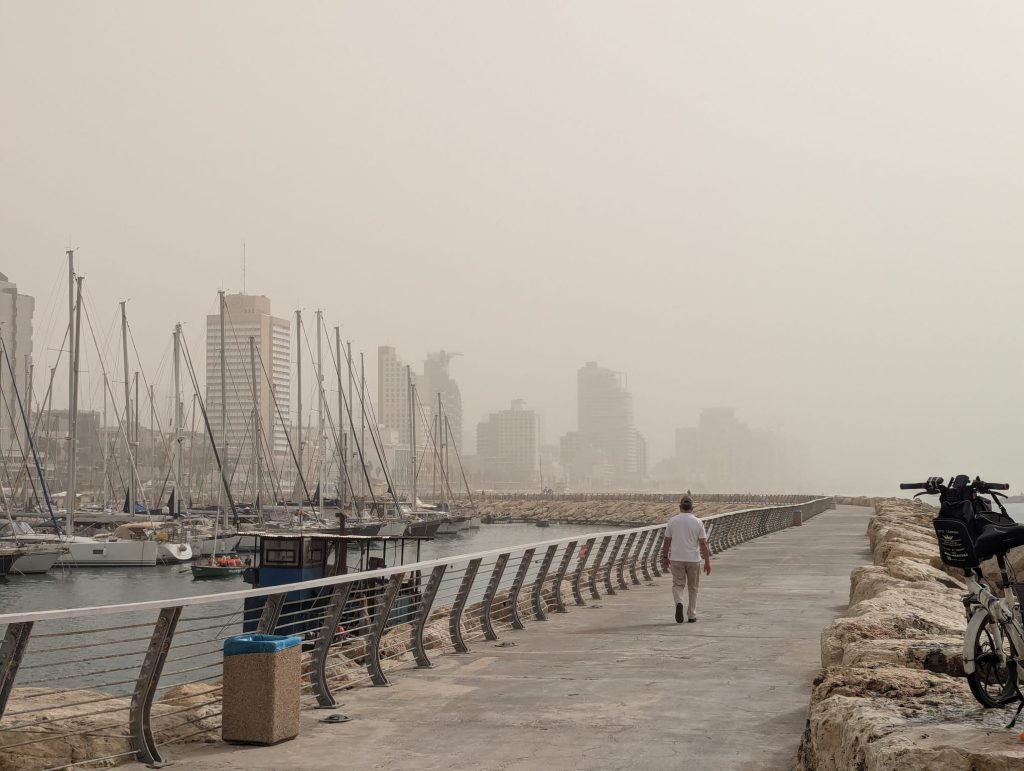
xmin=133 ymin=505 xmax=872 ymax=771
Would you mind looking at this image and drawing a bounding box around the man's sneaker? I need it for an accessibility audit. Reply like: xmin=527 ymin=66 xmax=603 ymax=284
xmin=675 ymin=603 xmax=684 ymax=623
xmin=687 ymin=617 xmax=697 ymax=623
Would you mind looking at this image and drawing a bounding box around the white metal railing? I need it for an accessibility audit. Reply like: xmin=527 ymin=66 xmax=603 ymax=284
xmin=0 ymin=497 xmax=834 ymax=769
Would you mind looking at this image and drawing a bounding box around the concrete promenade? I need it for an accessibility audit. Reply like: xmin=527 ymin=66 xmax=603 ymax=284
xmin=133 ymin=505 xmax=872 ymax=771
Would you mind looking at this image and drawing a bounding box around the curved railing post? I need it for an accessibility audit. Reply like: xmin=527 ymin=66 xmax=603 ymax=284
xmin=650 ymin=531 xmax=664 ymax=576
xmin=571 ymin=539 xmax=595 ymax=606
xmin=638 ymin=530 xmax=654 ymax=581
xmin=588 ymin=536 xmax=612 ymax=599
xmin=532 ymin=544 xmax=558 ymax=621
xmin=0 ymin=621 xmax=32 ymax=720
xmin=256 ymin=592 xmax=286 ymax=634
xmin=480 ymin=553 xmax=510 ymax=641
xmin=130 ymin=606 xmax=181 ymax=765
xmin=622 ymin=532 xmax=639 ymax=587
xmin=367 ymin=572 xmax=405 ymax=686
xmin=507 ymin=548 xmax=535 ymax=630
xmin=449 ymin=558 xmax=481 ymax=653
xmin=604 ymin=534 xmax=625 ymax=595
xmin=550 ymin=540 xmax=577 ymax=613
xmin=411 ymin=564 xmax=446 ymax=668
xmin=310 ymin=582 xmax=354 ymax=706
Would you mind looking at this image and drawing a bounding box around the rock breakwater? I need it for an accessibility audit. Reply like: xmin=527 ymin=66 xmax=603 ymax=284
xmin=470 ymin=497 xmax=777 ymax=526
xmin=798 ymin=499 xmax=1024 ymax=770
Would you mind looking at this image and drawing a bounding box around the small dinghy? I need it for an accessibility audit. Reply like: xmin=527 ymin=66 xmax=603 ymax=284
xmin=191 ymin=554 xmax=246 ymax=579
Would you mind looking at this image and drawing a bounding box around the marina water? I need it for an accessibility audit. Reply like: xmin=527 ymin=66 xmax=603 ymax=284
xmin=0 ymin=523 xmax=601 ymax=615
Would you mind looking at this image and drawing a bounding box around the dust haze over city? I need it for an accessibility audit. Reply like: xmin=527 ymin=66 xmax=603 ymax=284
xmin=3 ymin=2 xmax=1024 ymax=498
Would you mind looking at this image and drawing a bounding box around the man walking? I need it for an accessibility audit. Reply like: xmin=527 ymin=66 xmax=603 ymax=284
xmin=661 ymin=494 xmax=712 ymax=623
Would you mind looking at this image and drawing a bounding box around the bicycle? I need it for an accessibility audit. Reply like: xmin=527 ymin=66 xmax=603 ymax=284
xmin=900 ymin=475 xmax=1024 ymax=723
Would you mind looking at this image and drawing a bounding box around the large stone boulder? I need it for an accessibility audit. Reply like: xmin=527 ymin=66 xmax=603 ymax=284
xmin=799 ymin=666 xmax=1024 ymax=771
xmin=799 ymin=499 xmax=1024 ymax=770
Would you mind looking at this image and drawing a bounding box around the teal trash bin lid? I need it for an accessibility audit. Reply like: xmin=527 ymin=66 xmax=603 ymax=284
xmin=224 ymin=633 xmax=303 ymax=657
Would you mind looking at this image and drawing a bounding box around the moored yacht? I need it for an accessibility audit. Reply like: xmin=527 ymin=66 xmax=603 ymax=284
xmin=0 ymin=546 xmax=23 ymax=577
xmin=1 ymin=521 xmax=64 ymax=574
xmin=1 ymin=521 xmax=159 ymax=567
xmin=109 ymin=522 xmax=193 ymax=564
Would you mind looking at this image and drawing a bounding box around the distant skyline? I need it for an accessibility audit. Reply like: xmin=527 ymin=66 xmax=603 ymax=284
xmin=6 ymin=3 xmax=1024 ymax=496
xmin=4 ymin=265 xmax=789 ymax=486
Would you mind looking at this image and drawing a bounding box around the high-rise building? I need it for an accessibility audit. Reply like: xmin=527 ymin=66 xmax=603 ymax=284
xmin=476 ymin=399 xmax=539 ymax=489
xmin=671 ymin=407 xmax=791 ymax=492
xmin=378 ymin=345 xmax=415 ymax=445
xmin=205 ymin=293 xmax=290 ymax=477
xmin=422 ymin=350 xmax=463 ymax=451
xmin=576 ymin=361 xmax=638 ymax=487
xmin=0 ymin=273 xmax=34 ymax=456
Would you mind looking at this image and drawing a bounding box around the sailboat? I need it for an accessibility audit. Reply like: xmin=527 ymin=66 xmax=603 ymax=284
xmin=0 ymin=271 xmax=161 ymax=567
xmin=0 ymin=523 xmax=62 ymax=574
xmin=0 ymin=546 xmax=23 ymax=577
xmin=192 ymin=484 xmax=244 ymax=579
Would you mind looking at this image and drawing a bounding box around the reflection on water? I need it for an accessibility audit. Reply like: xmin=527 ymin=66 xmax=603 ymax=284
xmin=0 ymin=523 xmax=605 ymax=615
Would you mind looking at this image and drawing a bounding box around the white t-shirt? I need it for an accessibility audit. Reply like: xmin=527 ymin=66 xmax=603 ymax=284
xmin=664 ymin=512 xmax=707 ymax=562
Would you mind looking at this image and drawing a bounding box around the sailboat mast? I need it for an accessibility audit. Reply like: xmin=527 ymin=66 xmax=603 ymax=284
xmin=149 ymin=384 xmax=155 ymax=479
xmin=188 ymin=393 xmax=197 ymax=506
xmin=66 ymin=249 xmax=74 ymax=498
xmin=173 ymin=323 xmax=183 ymax=516
xmin=334 ymin=326 xmax=345 ymax=508
xmin=67 ymin=275 xmax=82 ymax=531
xmin=438 ymin=392 xmax=445 ymax=506
xmin=249 ymin=336 xmax=261 ymax=515
xmin=347 ymin=341 xmax=353 ymax=497
xmin=295 ymin=309 xmax=302 ymax=502
xmin=22 ymin=356 xmax=32 ymax=507
xmin=120 ymin=301 xmax=133 ymax=515
xmin=133 ymin=373 xmax=140 ymax=506
xmin=409 ymin=365 xmax=416 ymax=508
xmin=101 ymin=373 xmax=108 ymax=509
xmin=316 ymin=310 xmax=324 ymax=516
xmin=359 ymin=352 xmax=365 ymax=498
xmin=218 ymin=290 xmax=227 ymax=522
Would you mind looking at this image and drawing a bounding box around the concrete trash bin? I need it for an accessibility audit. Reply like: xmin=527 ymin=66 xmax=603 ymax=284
xmin=221 ymin=633 xmax=303 ymax=745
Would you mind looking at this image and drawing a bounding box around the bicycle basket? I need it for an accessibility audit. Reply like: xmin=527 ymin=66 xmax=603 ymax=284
xmin=933 ymin=517 xmax=980 ymax=569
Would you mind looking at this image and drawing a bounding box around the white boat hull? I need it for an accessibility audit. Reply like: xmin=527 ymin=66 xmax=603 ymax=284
xmin=66 ymin=539 xmax=159 ymax=566
xmin=9 ymin=534 xmax=160 ymax=567
xmin=194 ymin=535 xmax=241 ymax=557
xmin=10 ymin=550 xmax=59 ymax=575
xmin=157 ymin=542 xmax=193 ymax=564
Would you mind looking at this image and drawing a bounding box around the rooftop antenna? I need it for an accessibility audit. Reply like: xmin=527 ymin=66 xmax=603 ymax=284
xmin=242 ymin=240 xmax=246 ymax=294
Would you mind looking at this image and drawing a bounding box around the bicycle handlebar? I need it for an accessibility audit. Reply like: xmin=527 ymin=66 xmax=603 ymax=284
xmin=898 ymin=477 xmax=1009 ymax=493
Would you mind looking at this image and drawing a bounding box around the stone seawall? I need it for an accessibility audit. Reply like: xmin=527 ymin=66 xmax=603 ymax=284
xmin=466 ymin=496 xmax=810 ymax=526
xmin=797 ymin=499 xmax=1024 ymax=769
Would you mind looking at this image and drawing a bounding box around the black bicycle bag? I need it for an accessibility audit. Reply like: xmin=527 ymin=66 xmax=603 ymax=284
xmin=933 ymin=514 xmax=980 ymax=569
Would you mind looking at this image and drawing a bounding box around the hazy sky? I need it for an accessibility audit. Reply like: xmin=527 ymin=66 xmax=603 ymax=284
xmin=4 ymin=2 xmax=1024 ymax=495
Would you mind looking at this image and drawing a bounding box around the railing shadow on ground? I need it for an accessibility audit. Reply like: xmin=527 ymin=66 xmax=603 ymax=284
xmin=0 ymin=497 xmax=834 ymax=770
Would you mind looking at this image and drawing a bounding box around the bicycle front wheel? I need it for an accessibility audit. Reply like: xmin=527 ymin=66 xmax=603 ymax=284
xmin=966 ymin=612 xmax=1019 ymax=708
